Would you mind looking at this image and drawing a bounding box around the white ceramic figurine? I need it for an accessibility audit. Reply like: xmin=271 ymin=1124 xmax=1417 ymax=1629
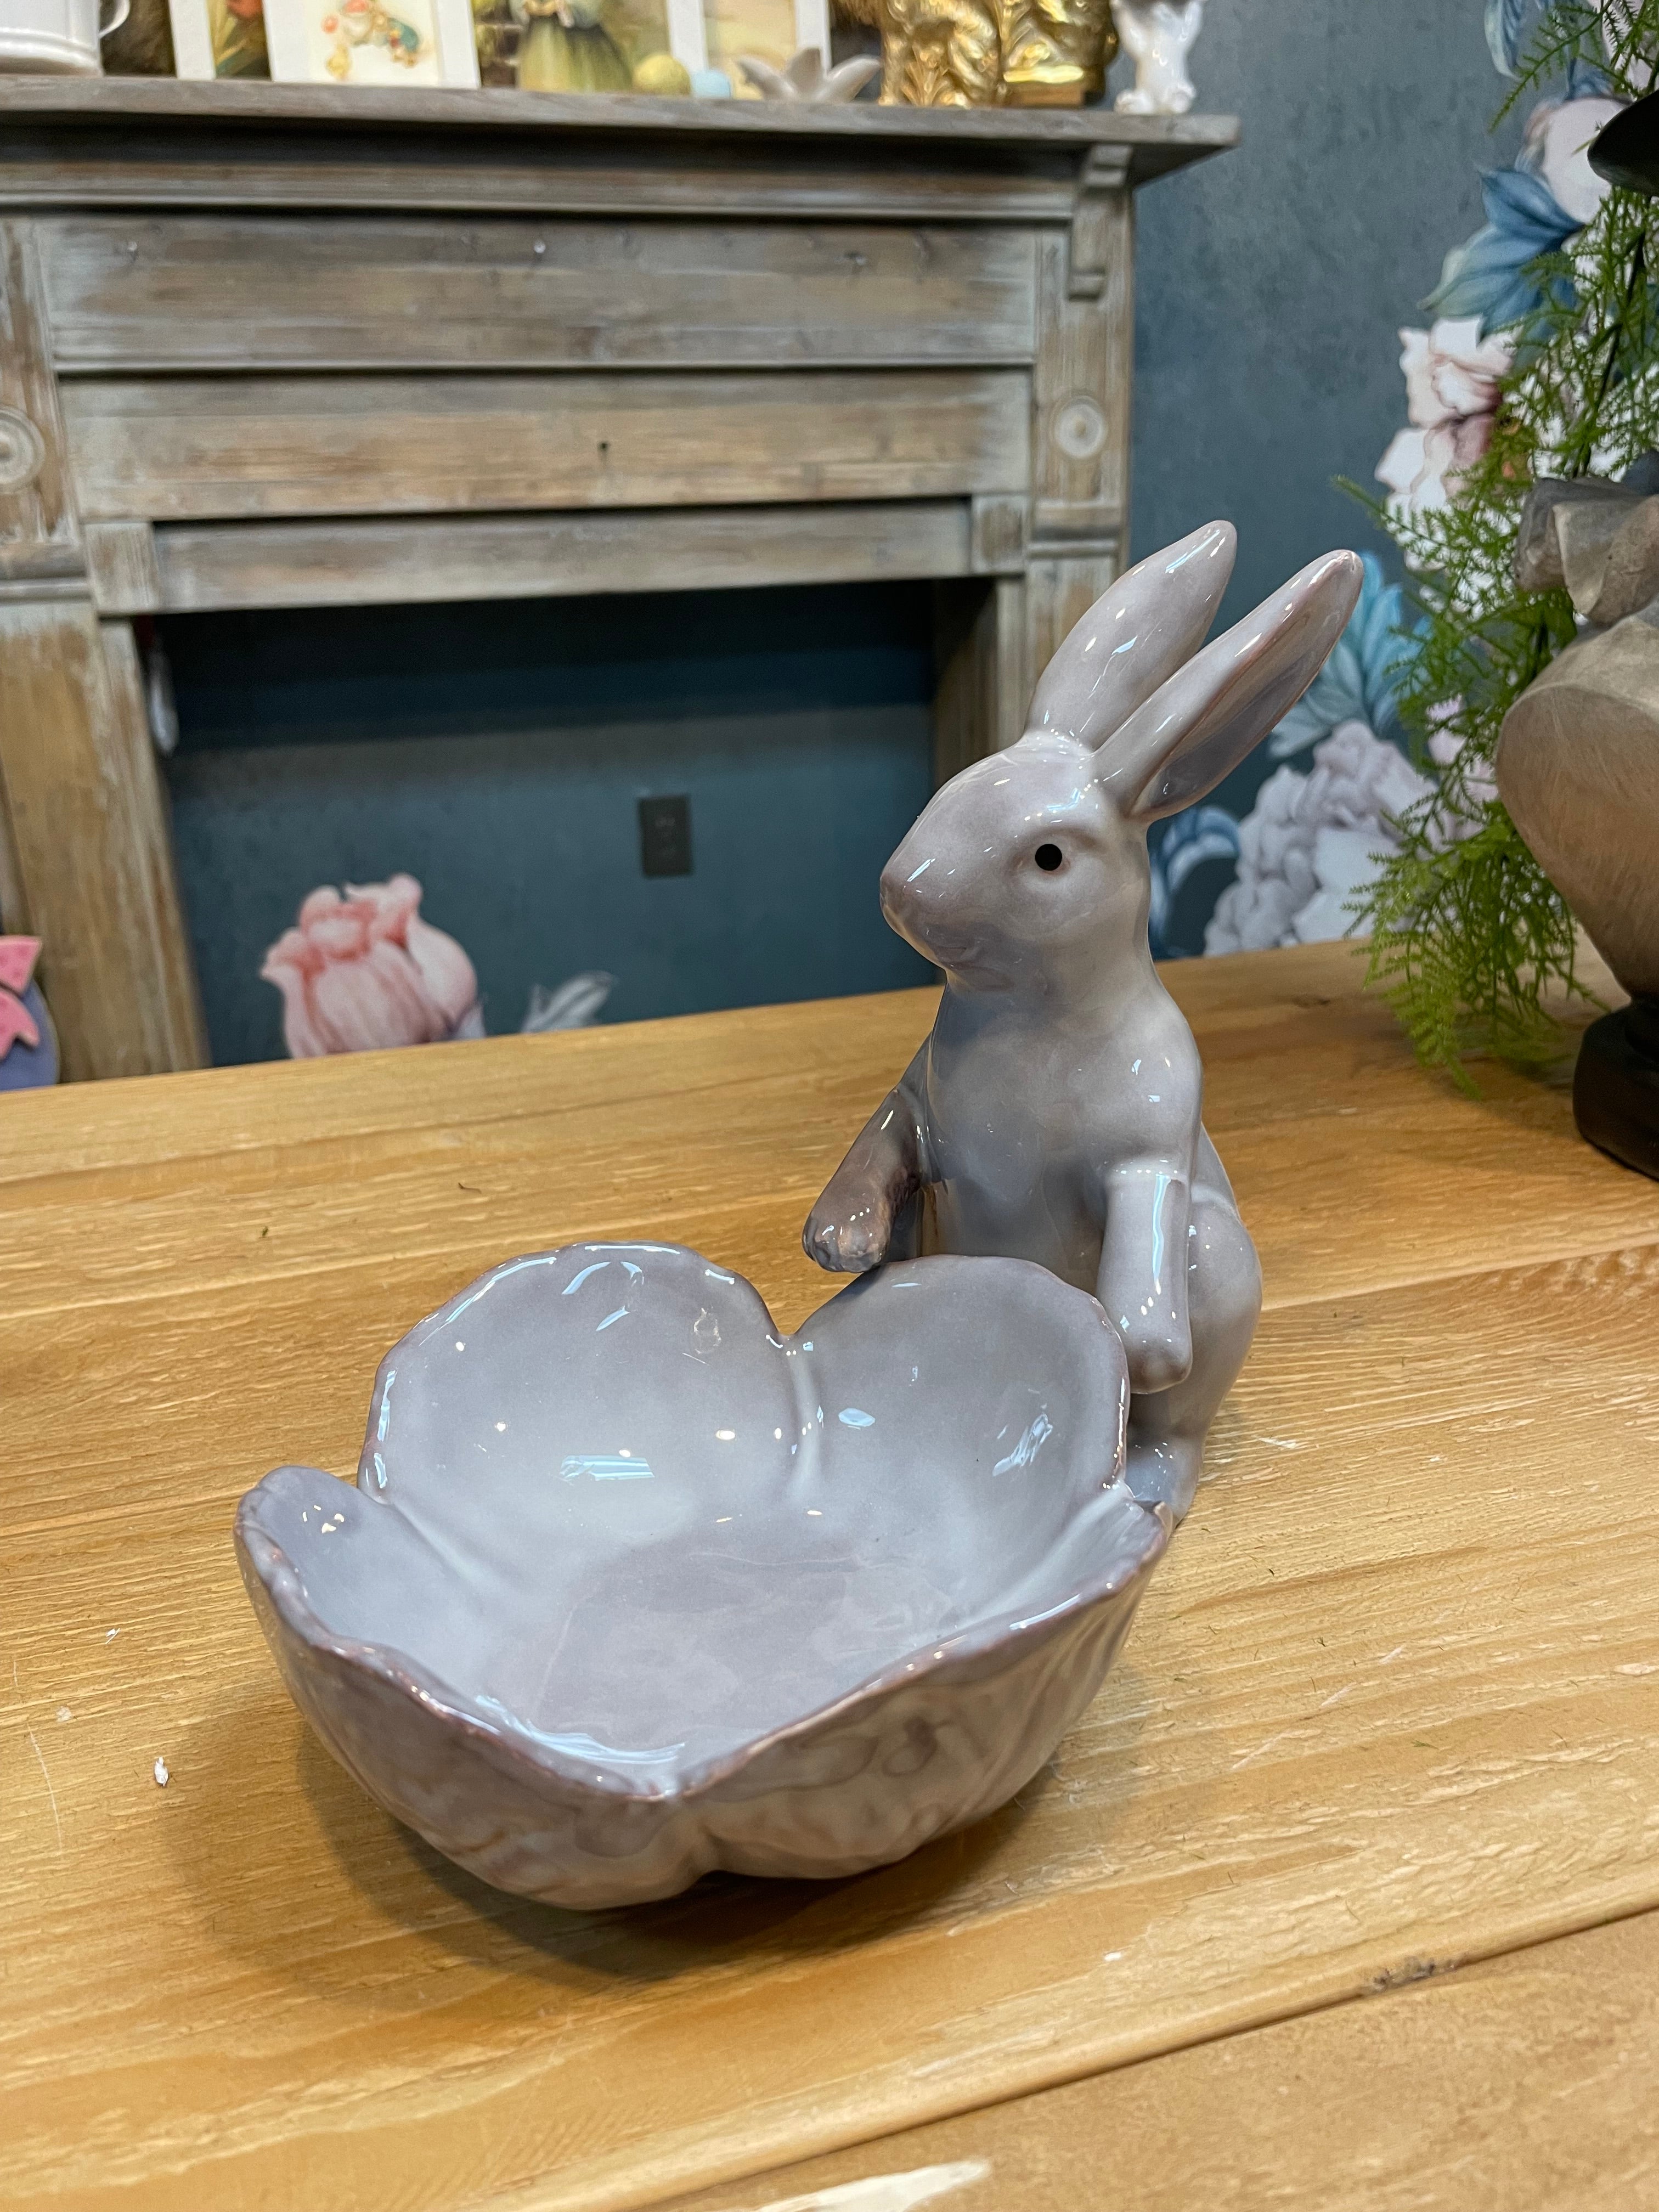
xmin=1113 ymin=0 xmax=1203 ymax=116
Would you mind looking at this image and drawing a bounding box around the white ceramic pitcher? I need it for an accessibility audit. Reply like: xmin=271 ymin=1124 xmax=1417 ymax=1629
xmin=0 ymin=0 xmax=131 ymax=73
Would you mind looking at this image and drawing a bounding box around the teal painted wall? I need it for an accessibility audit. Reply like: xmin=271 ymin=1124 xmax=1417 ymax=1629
xmin=1124 ymin=2 xmax=1511 ymax=951
xmin=164 ymin=586 xmax=936 ymax=1064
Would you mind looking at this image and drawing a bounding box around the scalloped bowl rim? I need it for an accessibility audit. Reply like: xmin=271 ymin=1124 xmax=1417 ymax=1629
xmin=236 ymin=1458 xmax=1170 ymax=1807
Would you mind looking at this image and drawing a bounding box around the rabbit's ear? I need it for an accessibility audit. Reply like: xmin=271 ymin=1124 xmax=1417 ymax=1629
xmin=1097 ymin=550 xmax=1363 ymax=821
xmin=1025 ymin=521 xmax=1236 ymax=750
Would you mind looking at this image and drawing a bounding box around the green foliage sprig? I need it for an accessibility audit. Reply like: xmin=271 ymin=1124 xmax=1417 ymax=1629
xmin=1496 ymin=0 xmax=1652 ymax=118
xmin=1355 ymin=4 xmax=1659 ymax=1084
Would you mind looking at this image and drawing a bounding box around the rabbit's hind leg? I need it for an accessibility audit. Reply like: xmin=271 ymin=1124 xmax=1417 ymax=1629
xmin=1122 ymin=1189 xmax=1261 ymax=1521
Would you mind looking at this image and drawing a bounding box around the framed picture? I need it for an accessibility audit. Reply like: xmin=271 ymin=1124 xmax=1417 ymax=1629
xmin=512 ymin=0 xmax=687 ymax=94
xmin=602 ymin=0 xmax=681 ymax=76
xmin=261 ymin=0 xmax=481 ymax=84
xmin=677 ymin=0 xmax=826 ymax=78
xmin=167 ymin=0 xmax=272 ymax=77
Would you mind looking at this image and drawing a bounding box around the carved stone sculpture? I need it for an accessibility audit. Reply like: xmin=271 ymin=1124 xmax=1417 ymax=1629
xmin=805 ymin=524 xmax=1363 ymax=1518
xmin=1497 ymin=467 xmax=1659 ymax=1177
xmin=834 ymin=0 xmax=1115 ymax=108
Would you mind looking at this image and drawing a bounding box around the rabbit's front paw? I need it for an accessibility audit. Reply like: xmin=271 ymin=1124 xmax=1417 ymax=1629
xmin=1121 ymin=1327 xmax=1193 ymax=1396
xmin=803 ymin=1189 xmax=893 ymax=1274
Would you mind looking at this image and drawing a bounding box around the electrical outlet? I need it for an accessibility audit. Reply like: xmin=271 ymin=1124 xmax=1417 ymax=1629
xmin=638 ymin=794 xmax=692 ymax=877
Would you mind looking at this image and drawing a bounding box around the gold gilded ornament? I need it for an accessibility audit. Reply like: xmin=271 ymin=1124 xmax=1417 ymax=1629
xmin=833 ymin=0 xmax=1114 ymax=107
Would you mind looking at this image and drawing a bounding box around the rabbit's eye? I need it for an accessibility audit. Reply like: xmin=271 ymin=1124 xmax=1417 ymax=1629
xmin=1034 ymin=843 xmax=1064 ymax=873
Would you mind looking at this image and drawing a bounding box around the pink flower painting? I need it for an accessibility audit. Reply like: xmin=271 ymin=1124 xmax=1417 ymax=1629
xmin=1376 ymin=317 xmax=1514 ymax=514
xmin=0 ymin=935 xmax=56 ymax=1090
xmin=0 ymin=936 xmax=42 ymax=1059
xmin=261 ymin=876 xmax=484 ymax=1058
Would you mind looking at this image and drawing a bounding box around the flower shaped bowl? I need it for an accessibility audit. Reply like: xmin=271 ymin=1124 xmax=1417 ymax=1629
xmin=236 ymin=1242 xmax=1167 ymax=1909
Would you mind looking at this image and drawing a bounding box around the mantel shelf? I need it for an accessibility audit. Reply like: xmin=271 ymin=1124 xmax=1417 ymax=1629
xmin=0 ymin=78 xmax=1237 ymax=190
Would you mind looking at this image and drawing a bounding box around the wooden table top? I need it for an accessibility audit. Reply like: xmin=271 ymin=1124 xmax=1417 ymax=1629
xmin=3 ymin=939 xmax=1657 ymax=2212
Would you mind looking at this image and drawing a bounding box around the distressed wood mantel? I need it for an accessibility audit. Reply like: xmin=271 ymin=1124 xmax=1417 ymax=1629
xmin=0 ymin=82 xmax=1234 ymax=1081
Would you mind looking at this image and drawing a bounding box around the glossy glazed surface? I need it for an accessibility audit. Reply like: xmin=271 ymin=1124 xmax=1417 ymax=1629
xmin=236 ymin=1242 xmax=1167 ymax=1904
xmin=1114 ymin=0 xmax=1203 ymax=117
xmin=805 ymin=523 xmax=1362 ymax=1519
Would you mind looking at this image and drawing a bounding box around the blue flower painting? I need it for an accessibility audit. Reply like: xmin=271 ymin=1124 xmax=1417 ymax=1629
xmin=1268 ymin=555 xmax=1414 ymax=761
xmin=1426 ymin=165 xmax=1581 ymax=334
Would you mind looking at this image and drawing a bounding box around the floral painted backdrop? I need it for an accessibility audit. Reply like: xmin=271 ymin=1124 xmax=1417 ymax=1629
xmin=1149 ymin=4 xmax=1627 ymax=961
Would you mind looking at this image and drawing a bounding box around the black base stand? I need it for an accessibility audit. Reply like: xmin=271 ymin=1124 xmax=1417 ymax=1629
xmin=1574 ymin=996 xmax=1659 ymax=1180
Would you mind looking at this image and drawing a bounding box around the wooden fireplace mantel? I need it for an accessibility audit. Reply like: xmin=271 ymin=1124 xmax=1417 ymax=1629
xmin=0 ymin=83 xmax=1235 ymax=1080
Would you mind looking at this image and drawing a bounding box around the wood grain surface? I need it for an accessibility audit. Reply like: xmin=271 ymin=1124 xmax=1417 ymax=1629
xmin=0 ymin=600 xmax=205 ymax=1080
xmin=0 ymin=221 xmax=83 ymax=582
xmin=0 ymin=89 xmax=1234 ymax=231
xmin=3 ymin=941 xmax=1656 ymax=2212
xmin=651 ymin=1906 xmax=1659 ymax=2212
xmin=1030 ymin=221 xmax=1129 ymax=548
xmin=39 ymin=217 xmax=1037 ymax=375
xmin=0 ymin=78 xmax=1237 ymax=161
xmin=117 ymin=501 xmax=976 ymax=618
xmin=61 ymin=369 xmax=1030 ymax=523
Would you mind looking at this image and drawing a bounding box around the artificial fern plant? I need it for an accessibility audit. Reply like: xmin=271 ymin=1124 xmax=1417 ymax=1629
xmin=1356 ymin=0 xmax=1659 ymax=1081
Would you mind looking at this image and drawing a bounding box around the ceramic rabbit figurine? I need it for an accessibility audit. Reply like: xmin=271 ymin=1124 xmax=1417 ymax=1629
xmin=804 ymin=523 xmax=1362 ymax=1520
